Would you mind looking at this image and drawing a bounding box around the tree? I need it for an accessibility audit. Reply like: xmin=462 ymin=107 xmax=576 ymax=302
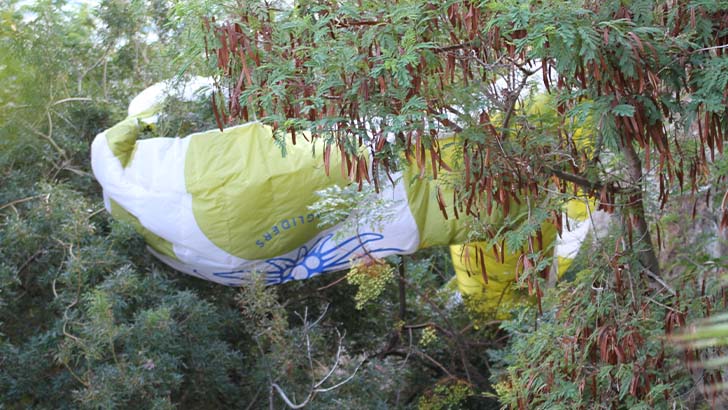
xmin=204 ymin=0 xmax=727 ymax=282
xmin=1 ymin=2 xmax=502 ymax=408
xmin=2 ymin=0 xmax=728 ymax=408
xmin=197 ymin=0 xmax=728 ymax=406
xmin=0 ymin=1 xmax=255 ymax=408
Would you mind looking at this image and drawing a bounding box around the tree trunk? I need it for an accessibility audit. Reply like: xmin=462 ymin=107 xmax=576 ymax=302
xmin=620 ymin=138 xmax=661 ymax=276
xmin=398 ymin=256 xmax=406 ymax=321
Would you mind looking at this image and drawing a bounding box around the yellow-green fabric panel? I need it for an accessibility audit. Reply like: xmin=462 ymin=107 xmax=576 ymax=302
xmin=103 ymin=108 xmax=161 ymax=168
xmin=525 ymin=94 xmax=594 ymax=153
xmin=449 ymin=243 xmax=525 ymax=320
xmin=403 ymin=172 xmax=468 ymax=248
xmin=185 ymin=123 xmax=348 ymax=260
xmin=104 ymin=117 xmax=140 ymax=168
xmin=449 ymin=94 xmax=597 ymax=317
xmin=564 ymin=196 xmax=596 ymax=222
xmin=450 ymin=221 xmax=557 ymax=318
xmin=557 ymin=256 xmax=575 ymax=278
xmin=109 ymin=198 xmax=177 ymax=261
xmin=402 ymin=139 xmax=515 ymax=248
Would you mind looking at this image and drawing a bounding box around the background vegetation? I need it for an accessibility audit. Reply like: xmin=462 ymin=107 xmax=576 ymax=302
xmin=1 ymin=0 xmax=727 ymax=409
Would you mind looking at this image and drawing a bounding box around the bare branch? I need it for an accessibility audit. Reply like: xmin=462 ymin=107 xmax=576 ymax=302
xmin=272 ymin=310 xmax=361 ymax=409
xmin=314 ymin=359 xmax=364 ymax=393
xmin=314 ymin=330 xmax=345 ymax=389
xmin=432 ymin=41 xmax=477 ymax=53
xmin=271 ymin=383 xmax=313 ymax=409
xmin=414 ymin=351 xmax=456 ymax=379
xmin=308 ymin=304 xmax=330 ymax=330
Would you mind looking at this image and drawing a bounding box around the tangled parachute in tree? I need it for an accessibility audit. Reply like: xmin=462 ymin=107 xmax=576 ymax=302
xmin=91 ymin=79 xmax=604 ymax=296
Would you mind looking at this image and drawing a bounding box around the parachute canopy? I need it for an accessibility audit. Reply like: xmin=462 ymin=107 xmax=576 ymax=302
xmin=92 ymin=79 xmax=604 ymax=299
xmin=91 ymin=79 xmax=509 ymax=285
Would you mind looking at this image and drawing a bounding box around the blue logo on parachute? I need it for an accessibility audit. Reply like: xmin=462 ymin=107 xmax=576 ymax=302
xmin=210 ymin=232 xmax=403 ymax=285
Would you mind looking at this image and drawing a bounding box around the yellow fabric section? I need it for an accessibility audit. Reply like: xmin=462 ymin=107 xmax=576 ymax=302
xmin=449 ymin=94 xmax=596 ymax=315
xmin=185 ymin=123 xmax=348 ymax=260
xmin=403 ymin=139 xmax=519 ymax=248
xmin=450 ymin=247 xmax=526 ymax=320
xmin=104 ymin=108 xmax=158 ymax=168
xmin=104 ymin=117 xmax=140 ymax=168
xmin=450 ymin=222 xmax=557 ymax=318
xmin=109 ymin=198 xmax=177 ymax=261
xmin=564 ymin=196 xmax=590 ymax=221
xmin=403 ymin=173 xmax=469 ymax=248
xmin=557 ymin=256 xmax=575 ymax=278
xmin=403 ymin=140 xmax=466 ymax=247
xmin=527 ymin=94 xmax=594 ymax=157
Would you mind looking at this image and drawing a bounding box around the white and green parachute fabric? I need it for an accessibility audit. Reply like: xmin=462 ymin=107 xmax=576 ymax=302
xmin=91 ymin=79 xmax=484 ymax=286
xmin=92 ymin=78 xmax=604 ymax=291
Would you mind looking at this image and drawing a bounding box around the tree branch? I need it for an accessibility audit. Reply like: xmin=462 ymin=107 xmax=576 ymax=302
xmin=546 ymin=166 xmax=606 ymax=192
xmin=271 ymin=315 xmax=363 ymax=409
xmin=432 ymin=42 xmax=477 ymax=53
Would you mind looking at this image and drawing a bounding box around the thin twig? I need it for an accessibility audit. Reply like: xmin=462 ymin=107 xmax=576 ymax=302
xmin=644 ymin=268 xmax=677 ymax=296
xmin=317 ymin=272 xmax=348 ymax=291
xmin=244 ymin=385 xmax=264 ymax=410
xmin=24 ymin=117 xmax=67 ymax=160
xmin=314 ymin=331 xmax=345 ymax=389
xmin=271 ymin=383 xmax=313 ymax=409
xmin=547 ymin=166 xmax=606 ymax=192
xmin=499 ymin=65 xmax=534 ymax=137
xmin=399 ymin=327 xmax=413 ymax=371
xmin=645 ymin=296 xmax=684 ymax=314
xmin=15 ymin=250 xmax=42 ymax=276
xmin=314 ymin=359 xmax=364 ymax=393
xmin=415 ymin=351 xmax=455 ymax=379
xmin=0 ymin=195 xmax=44 ymax=211
xmin=51 ymin=97 xmax=94 ymax=106
xmin=432 ymin=41 xmax=477 ymax=53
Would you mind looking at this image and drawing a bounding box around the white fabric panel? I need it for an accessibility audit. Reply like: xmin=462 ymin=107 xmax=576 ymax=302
xmin=348 ymin=174 xmax=420 ymax=255
xmin=93 ymin=125 xmax=420 ymax=286
xmin=554 ymin=210 xmax=610 ymax=259
xmin=95 ymin=77 xmax=424 ymax=287
xmin=127 ymin=82 xmax=167 ymax=117
xmin=91 ymin=130 xmax=248 ymax=270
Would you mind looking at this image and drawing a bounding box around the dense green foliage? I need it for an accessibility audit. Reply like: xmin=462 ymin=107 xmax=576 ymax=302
xmin=0 ymin=5 xmax=497 ymax=407
xmin=2 ymin=0 xmax=728 ymax=409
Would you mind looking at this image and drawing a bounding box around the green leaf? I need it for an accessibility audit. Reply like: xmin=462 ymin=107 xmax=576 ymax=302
xmin=611 ymin=104 xmax=635 ymax=117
